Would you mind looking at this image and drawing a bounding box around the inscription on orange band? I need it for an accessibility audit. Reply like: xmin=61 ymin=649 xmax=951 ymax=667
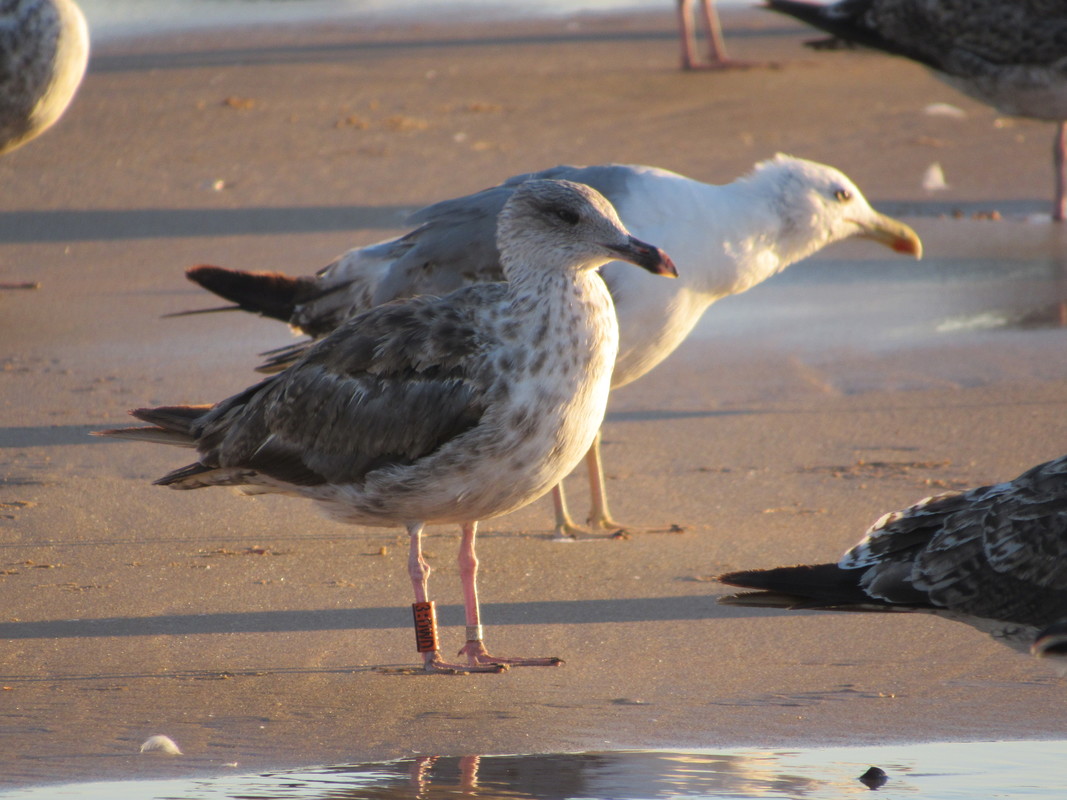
xmin=412 ymin=601 xmax=439 ymax=653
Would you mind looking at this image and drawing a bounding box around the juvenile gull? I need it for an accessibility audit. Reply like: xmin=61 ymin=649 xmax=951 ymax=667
xmin=0 ymin=0 xmax=88 ymax=156
xmin=765 ymin=0 xmax=1067 ymax=220
xmin=185 ymin=155 xmax=922 ymax=537
xmin=718 ymin=454 xmax=1067 ymax=660
xmin=98 ymin=180 xmax=677 ymax=674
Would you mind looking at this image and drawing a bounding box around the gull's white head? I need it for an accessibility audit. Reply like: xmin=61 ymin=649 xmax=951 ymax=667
xmin=748 ymin=154 xmax=923 ymax=260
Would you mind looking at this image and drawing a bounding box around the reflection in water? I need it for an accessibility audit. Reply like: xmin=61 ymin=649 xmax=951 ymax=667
xmin=243 ymin=751 xmax=821 ymax=800
xmin=937 ymin=300 xmax=1067 ymax=333
xmin=8 ymin=741 xmax=1067 ymax=799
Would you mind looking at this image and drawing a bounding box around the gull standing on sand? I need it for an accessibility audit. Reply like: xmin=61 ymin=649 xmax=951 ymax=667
xmin=0 ymin=0 xmax=88 ymax=156
xmin=186 ymin=155 xmax=922 ymax=537
xmin=98 ymin=180 xmax=677 ymax=674
xmin=718 ymin=454 xmax=1067 ymax=662
xmin=765 ymin=0 xmax=1067 ymax=221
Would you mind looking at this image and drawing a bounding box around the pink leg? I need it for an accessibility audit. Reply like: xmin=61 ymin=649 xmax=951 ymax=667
xmin=406 ymin=522 xmax=503 ymax=673
xmin=699 ymin=0 xmax=729 ymax=65
xmin=1054 ymin=121 xmax=1066 ymax=222
xmin=456 ymin=521 xmax=563 ymax=668
xmin=678 ymin=0 xmax=763 ymax=71
xmin=459 ymin=756 xmax=481 ymax=791
xmin=677 ymin=0 xmax=701 ymax=70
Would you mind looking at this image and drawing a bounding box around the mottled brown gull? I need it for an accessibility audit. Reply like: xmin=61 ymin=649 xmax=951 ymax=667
xmin=0 ymin=0 xmax=88 ymax=156
xmin=185 ymin=155 xmax=921 ymax=537
xmin=98 ymin=180 xmax=677 ymax=674
xmin=766 ymin=0 xmax=1067 ymax=221
xmin=719 ymin=454 xmax=1067 ymax=662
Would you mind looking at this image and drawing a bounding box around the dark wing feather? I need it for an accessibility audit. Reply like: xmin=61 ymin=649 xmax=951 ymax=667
xmin=372 ymin=164 xmax=638 ymax=306
xmin=840 ymin=455 xmax=1067 ymax=627
xmin=718 ymin=563 xmax=878 ymax=607
xmin=370 ymin=192 xmax=509 ymax=305
xmin=188 ymin=289 xmax=500 ymax=487
xmin=764 ymin=0 xmax=942 ymax=67
xmin=978 ymin=456 xmax=1067 ymax=589
xmin=766 ymin=0 xmax=1067 ymax=75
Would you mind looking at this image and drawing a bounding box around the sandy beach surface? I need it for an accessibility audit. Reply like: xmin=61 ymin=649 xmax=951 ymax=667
xmin=2 ymin=7 xmax=1066 ymax=789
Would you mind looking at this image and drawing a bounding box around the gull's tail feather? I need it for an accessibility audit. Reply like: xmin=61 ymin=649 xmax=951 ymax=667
xmin=153 ymin=462 xmax=220 ymax=488
xmin=717 ymin=563 xmax=873 ymax=607
xmin=93 ymin=404 xmax=222 ymax=489
xmin=185 ymin=265 xmax=302 ymax=322
xmin=92 ymin=404 xmax=212 ymax=447
xmin=130 ymin=404 xmax=210 ymax=435
xmin=763 ymin=0 xmax=841 ymax=34
xmin=256 ymin=341 xmax=313 ymax=374
xmin=91 ymin=426 xmax=195 ymax=447
xmin=763 ymin=0 xmax=931 ymax=66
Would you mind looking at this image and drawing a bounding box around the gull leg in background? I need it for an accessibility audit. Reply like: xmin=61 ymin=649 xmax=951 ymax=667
xmin=551 ymin=484 xmax=586 ymax=539
xmin=678 ymin=0 xmax=759 ymax=70
xmin=696 ymin=0 xmax=728 ymax=66
xmin=677 ymin=0 xmax=729 ymax=69
xmin=551 ymin=434 xmax=626 ymax=539
xmin=584 ymin=432 xmax=627 ymax=534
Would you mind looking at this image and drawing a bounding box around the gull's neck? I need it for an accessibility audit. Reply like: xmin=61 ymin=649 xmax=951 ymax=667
xmin=696 ymin=174 xmax=828 ymax=299
xmin=504 ymin=257 xmax=612 ymax=319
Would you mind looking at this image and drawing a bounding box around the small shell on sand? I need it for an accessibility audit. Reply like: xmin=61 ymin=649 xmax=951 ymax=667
xmin=139 ymin=735 xmax=182 ymax=755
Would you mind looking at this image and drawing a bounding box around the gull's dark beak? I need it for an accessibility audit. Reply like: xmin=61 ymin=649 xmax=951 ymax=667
xmin=608 ymin=235 xmax=678 ymax=278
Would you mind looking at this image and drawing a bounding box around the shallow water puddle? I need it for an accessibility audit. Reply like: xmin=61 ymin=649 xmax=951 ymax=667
xmin=5 ymin=740 xmax=1065 ymax=799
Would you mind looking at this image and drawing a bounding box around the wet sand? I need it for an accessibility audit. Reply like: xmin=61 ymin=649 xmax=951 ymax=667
xmin=2 ymin=7 xmax=1066 ymax=788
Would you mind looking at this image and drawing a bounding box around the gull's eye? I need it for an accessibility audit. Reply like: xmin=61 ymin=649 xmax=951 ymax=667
xmin=833 ymin=188 xmax=852 ymax=202
xmin=555 ymin=208 xmax=580 ymax=225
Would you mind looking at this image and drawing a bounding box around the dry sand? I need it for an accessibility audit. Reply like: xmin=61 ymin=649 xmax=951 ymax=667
xmin=1 ymin=7 xmax=1066 ymax=789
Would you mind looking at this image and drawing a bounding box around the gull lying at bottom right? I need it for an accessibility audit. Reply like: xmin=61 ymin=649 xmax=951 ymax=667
xmin=719 ymin=455 xmax=1067 ymax=664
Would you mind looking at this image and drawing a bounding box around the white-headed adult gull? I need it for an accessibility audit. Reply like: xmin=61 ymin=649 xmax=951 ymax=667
xmin=0 ymin=0 xmax=88 ymax=156
xmin=765 ymin=0 xmax=1067 ymax=221
xmin=185 ymin=155 xmax=922 ymax=538
xmin=98 ymin=180 xmax=677 ymax=674
xmin=718 ymin=454 xmax=1067 ymax=661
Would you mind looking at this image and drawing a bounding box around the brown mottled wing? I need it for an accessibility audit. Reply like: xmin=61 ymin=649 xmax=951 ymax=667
xmin=868 ymin=0 xmax=1067 ymax=76
xmin=976 ymin=456 xmax=1067 ymax=588
xmin=185 ymin=288 xmax=503 ymax=487
xmin=771 ymin=0 xmax=1067 ymax=74
xmin=844 ymin=455 xmax=1067 ymax=625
